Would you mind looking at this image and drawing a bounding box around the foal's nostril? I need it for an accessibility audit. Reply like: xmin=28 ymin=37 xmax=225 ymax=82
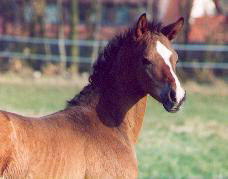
xmin=169 ymin=89 xmax=176 ymax=103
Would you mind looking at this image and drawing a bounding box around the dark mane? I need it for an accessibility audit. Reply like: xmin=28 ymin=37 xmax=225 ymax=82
xmin=89 ymin=29 xmax=133 ymax=87
xmin=89 ymin=20 xmax=163 ymax=87
xmin=148 ymin=21 xmax=163 ymax=34
xmin=67 ymin=30 xmax=133 ymax=107
xmin=67 ymin=19 xmax=163 ymax=107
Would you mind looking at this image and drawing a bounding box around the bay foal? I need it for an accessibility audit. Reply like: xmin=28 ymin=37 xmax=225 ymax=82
xmin=0 ymin=14 xmax=185 ymax=178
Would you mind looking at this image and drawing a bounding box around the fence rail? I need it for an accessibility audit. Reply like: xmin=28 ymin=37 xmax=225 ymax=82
xmin=1 ymin=35 xmax=228 ymax=51
xmin=0 ymin=51 xmax=92 ymax=64
xmin=0 ymin=35 xmax=228 ymax=69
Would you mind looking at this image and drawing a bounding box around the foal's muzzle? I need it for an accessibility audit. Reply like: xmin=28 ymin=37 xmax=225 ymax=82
xmin=161 ymin=88 xmax=186 ymax=113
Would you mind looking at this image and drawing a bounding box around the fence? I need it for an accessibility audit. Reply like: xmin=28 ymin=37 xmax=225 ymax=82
xmin=0 ymin=35 xmax=228 ymax=69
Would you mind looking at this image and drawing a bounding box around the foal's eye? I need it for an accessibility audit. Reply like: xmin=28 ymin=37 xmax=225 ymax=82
xmin=142 ymin=58 xmax=151 ymax=65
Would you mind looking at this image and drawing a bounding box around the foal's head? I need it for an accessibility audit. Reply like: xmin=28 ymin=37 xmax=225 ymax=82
xmin=134 ymin=13 xmax=186 ymax=112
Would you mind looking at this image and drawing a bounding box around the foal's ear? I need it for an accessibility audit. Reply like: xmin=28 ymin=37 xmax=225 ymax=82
xmin=161 ymin=17 xmax=184 ymax=41
xmin=135 ymin=13 xmax=148 ymax=38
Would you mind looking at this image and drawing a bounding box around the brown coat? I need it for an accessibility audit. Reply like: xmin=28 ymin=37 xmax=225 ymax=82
xmin=0 ymin=92 xmax=147 ymax=178
xmin=0 ymin=13 xmax=185 ymax=178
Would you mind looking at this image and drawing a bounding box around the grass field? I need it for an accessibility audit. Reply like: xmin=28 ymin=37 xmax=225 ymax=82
xmin=0 ymin=75 xmax=227 ymax=179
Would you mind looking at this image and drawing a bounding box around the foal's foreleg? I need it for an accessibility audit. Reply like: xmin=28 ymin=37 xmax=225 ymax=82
xmin=0 ymin=112 xmax=13 ymax=176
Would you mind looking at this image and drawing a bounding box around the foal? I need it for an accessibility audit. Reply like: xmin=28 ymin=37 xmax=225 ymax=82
xmin=0 ymin=14 xmax=185 ymax=178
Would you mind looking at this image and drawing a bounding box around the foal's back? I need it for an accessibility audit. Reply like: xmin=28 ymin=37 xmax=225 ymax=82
xmin=0 ymin=109 xmax=87 ymax=178
xmin=0 ymin=108 xmax=137 ymax=178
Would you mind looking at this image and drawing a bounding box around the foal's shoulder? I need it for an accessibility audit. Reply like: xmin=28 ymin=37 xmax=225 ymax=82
xmin=0 ymin=110 xmax=12 ymax=131
xmin=0 ymin=110 xmax=35 ymax=126
xmin=63 ymin=106 xmax=94 ymax=126
xmin=36 ymin=106 xmax=95 ymax=131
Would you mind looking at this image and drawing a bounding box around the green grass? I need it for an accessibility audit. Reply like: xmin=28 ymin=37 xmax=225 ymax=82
xmin=0 ymin=77 xmax=227 ymax=179
xmin=0 ymin=79 xmax=80 ymax=115
xmin=138 ymin=93 xmax=228 ymax=179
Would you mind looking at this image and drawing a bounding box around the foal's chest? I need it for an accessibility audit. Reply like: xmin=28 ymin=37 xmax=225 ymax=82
xmin=82 ymin=127 xmax=138 ymax=178
xmin=8 ymin=117 xmax=138 ymax=178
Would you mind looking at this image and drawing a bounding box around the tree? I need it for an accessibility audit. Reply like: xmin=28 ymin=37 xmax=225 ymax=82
xmin=29 ymin=0 xmax=47 ymax=71
xmin=69 ymin=0 xmax=79 ymax=73
xmin=179 ymin=0 xmax=193 ymax=44
xmin=57 ymin=0 xmax=67 ymax=73
xmin=90 ymin=0 xmax=102 ymax=65
xmin=213 ymin=0 xmax=223 ymax=14
xmin=145 ymin=0 xmax=160 ymax=21
xmin=152 ymin=0 xmax=159 ymax=20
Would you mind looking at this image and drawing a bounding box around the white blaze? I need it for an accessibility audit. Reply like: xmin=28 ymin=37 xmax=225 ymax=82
xmin=156 ymin=41 xmax=185 ymax=103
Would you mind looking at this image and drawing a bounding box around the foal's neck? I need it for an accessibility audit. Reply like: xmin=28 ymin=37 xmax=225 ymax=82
xmin=94 ymin=79 xmax=147 ymax=143
xmin=94 ymin=51 xmax=147 ymax=143
xmin=68 ymin=70 xmax=147 ymax=143
xmin=68 ymin=31 xmax=147 ymax=143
